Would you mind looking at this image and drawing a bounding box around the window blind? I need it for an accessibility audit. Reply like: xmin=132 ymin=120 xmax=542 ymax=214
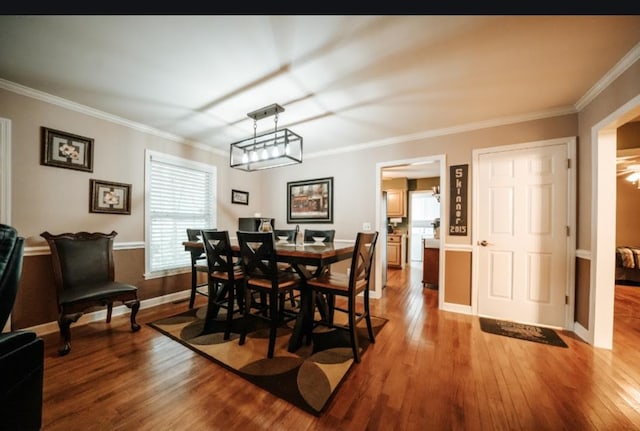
xmin=145 ymin=150 xmax=216 ymax=276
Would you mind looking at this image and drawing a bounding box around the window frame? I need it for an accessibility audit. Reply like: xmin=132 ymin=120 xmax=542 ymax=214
xmin=144 ymin=149 xmax=217 ymax=279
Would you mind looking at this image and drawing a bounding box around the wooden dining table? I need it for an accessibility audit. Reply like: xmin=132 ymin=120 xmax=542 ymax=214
xmin=183 ymin=238 xmax=355 ymax=352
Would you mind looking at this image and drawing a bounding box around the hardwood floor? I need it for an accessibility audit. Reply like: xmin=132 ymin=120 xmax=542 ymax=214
xmin=39 ymin=264 xmax=640 ymax=430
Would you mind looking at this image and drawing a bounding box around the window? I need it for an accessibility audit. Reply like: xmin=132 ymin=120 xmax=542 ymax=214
xmin=409 ymin=191 xmax=440 ymax=261
xmin=145 ymin=150 xmax=216 ymax=278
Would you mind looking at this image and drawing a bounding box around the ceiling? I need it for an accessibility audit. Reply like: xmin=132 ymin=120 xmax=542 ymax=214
xmin=2 ymin=15 xmax=640 ymax=175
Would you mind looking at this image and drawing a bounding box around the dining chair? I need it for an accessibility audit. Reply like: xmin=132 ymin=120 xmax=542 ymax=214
xmin=273 ymin=229 xmax=296 ymax=242
xmin=236 ymin=231 xmax=302 ymax=358
xmin=40 ymin=230 xmax=141 ymax=356
xmin=272 ymin=229 xmax=299 ymax=306
xmin=303 ymin=229 xmax=337 ymax=280
xmin=307 ymin=231 xmax=379 ymax=363
xmin=186 ymin=228 xmax=215 ymax=309
xmin=303 ymin=229 xmax=336 ymax=242
xmin=201 ymin=230 xmax=244 ymax=339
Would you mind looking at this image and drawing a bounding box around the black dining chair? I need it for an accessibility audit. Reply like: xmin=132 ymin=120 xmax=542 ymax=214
xmin=186 ymin=228 xmax=216 ymax=309
xmin=236 ymin=231 xmax=302 ymax=358
xmin=303 ymin=229 xmax=336 ymax=242
xmin=307 ymin=231 xmax=379 ymax=362
xmin=201 ymin=230 xmax=244 ymax=339
xmin=273 ymin=229 xmax=296 ymax=242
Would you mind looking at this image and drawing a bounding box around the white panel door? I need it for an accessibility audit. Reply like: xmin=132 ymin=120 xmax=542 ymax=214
xmin=477 ymin=143 xmax=568 ymax=327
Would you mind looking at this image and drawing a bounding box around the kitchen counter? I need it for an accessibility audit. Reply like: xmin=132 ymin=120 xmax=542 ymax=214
xmin=422 ymin=238 xmax=439 ymax=288
xmin=424 ymin=238 xmax=440 ymax=248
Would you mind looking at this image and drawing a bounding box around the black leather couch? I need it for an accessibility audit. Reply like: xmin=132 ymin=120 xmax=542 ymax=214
xmin=0 ymin=224 xmax=44 ymax=431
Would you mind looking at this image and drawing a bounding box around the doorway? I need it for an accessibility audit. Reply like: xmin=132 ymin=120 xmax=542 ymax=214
xmin=375 ymin=155 xmax=446 ymax=306
xmin=591 ymin=95 xmax=640 ymax=349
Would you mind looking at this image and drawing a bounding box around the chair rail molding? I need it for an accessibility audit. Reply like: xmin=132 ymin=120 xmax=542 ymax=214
xmin=25 ymin=241 xmax=145 ymax=257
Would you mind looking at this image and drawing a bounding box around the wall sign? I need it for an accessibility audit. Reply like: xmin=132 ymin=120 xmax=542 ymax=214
xmin=449 ymin=164 xmax=468 ymax=236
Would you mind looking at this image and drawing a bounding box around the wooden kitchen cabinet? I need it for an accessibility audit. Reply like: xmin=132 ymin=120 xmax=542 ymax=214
xmin=423 ymin=244 xmax=439 ymax=288
xmin=386 ymin=189 xmax=406 ymax=217
xmin=387 ymin=234 xmax=406 ymax=268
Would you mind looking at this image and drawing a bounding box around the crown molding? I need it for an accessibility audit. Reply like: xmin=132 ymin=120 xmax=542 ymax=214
xmin=575 ymin=42 xmax=640 ymax=111
xmin=4 ymin=35 xmax=638 ymax=165
xmin=307 ymin=106 xmax=577 ymax=159
xmin=0 ymin=78 xmax=225 ymax=157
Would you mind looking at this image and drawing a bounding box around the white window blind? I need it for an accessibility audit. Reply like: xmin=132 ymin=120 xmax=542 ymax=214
xmin=145 ymin=150 xmax=216 ymax=277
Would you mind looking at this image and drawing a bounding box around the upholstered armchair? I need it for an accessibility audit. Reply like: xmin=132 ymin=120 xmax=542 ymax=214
xmin=0 ymin=224 xmax=44 ymax=431
xmin=41 ymin=230 xmax=141 ymax=356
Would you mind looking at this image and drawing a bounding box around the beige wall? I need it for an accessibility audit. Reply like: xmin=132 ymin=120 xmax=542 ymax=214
xmin=5 ymin=59 xmax=640 ymax=330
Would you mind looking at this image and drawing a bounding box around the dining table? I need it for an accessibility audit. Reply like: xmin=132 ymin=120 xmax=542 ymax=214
xmin=183 ymin=237 xmax=355 ymax=352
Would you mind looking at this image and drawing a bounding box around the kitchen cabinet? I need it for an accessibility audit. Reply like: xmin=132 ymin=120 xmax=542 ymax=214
xmin=386 ymin=189 xmax=406 ymax=217
xmin=422 ymin=239 xmax=440 ymax=288
xmin=387 ymin=234 xmax=406 ymax=268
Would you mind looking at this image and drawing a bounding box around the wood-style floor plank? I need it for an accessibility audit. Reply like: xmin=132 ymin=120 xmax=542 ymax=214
xmin=39 ymin=265 xmax=640 ymax=430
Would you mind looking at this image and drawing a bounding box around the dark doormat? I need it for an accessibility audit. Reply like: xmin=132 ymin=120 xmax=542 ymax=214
xmin=479 ymin=317 xmax=568 ymax=348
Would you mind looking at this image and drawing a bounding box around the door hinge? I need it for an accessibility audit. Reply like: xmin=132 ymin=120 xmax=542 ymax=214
xmin=566 ymin=226 xmax=570 ymax=237
xmin=565 ymin=295 xmax=569 ymax=305
xmin=567 ymin=158 xmax=571 ymax=169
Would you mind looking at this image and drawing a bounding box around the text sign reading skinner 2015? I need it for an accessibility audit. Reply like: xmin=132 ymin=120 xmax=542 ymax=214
xmin=449 ymin=164 xmax=468 ymax=236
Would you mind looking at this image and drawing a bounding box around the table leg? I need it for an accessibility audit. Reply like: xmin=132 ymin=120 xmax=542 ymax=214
xmin=287 ymin=264 xmax=330 ymax=352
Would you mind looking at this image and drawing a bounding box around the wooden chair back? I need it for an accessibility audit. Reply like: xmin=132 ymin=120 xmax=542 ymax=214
xmin=303 ymin=229 xmax=335 ymax=242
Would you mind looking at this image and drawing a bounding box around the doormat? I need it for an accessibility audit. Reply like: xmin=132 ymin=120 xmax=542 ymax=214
xmin=479 ymin=317 xmax=568 ymax=348
xmin=148 ymin=305 xmax=388 ymax=416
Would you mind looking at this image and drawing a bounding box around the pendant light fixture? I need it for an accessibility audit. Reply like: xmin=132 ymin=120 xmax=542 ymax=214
xmin=230 ymin=103 xmax=303 ymax=171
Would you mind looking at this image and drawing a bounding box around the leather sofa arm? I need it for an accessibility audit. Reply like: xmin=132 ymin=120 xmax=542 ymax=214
xmin=0 ymin=331 xmax=36 ymax=356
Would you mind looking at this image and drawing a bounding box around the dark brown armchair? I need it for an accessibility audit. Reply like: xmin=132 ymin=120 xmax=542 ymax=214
xmin=1 ymin=224 xmax=44 ymax=430
xmin=41 ymin=230 xmax=140 ymax=356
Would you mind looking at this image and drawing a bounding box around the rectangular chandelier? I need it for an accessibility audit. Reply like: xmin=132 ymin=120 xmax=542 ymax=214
xmin=230 ymin=103 xmax=303 ymax=172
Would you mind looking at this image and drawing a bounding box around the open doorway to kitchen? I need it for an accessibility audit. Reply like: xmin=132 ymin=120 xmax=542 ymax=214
xmin=375 ymin=155 xmax=445 ymax=303
xmin=409 ymin=190 xmax=440 ymax=262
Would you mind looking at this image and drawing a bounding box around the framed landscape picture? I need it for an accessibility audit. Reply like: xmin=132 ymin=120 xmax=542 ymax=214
xmin=89 ymin=179 xmax=131 ymax=215
xmin=287 ymin=177 xmax=333 ymax=223
xmin=231 ymin=189 xmax=249 ymax=205
xmin=41 ymin=127 xmax=94 ymax=172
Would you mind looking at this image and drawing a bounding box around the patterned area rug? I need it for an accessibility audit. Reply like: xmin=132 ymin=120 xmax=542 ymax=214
xmin=148 ymin=305 xmax=387 ymax=416
xmin=479 ymin=317 xmax=568 ymax=348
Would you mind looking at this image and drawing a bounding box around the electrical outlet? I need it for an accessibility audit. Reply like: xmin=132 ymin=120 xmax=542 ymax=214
xmin=362 ymin=222 xmax=371 ymax=231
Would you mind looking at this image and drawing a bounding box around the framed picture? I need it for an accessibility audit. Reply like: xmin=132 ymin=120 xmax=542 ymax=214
xmin=231 ymin=189 xmax=249 ymax=205
xmin=287 ymin=177 xmax=333 ymax=223
xmin=89 ymin=179 xmax=131 ymax=215
xmin=41 ymin=127 xmax=94 ymax=172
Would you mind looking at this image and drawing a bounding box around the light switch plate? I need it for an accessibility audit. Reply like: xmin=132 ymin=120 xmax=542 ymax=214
xmin=362 ymin=222 xmax=371 ymax=231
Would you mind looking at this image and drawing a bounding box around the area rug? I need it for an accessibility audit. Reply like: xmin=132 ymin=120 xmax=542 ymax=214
xmin=148 ymin=305 xmax=387 ymax=416
xmin=479 ymin=317 xmax=568 ymax=348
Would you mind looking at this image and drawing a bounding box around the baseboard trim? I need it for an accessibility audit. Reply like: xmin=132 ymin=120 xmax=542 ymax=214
xmin=25 ymin=289 xmax=192 ymax=337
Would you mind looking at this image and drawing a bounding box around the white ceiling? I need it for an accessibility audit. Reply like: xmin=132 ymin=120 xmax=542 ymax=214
xmin=1 ymin=15 xmax=640 ymax=173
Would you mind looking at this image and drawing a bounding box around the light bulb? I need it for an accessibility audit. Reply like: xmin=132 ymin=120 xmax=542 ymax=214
xmin=242 ymin=152 xmax=249 ymax=164
xmin=261 ymin=147 xmax=269 ymax=160
xmin=271 ymin=145 xmax=280 ymax=158
xmin=250 ymin=150 xmax=258 ymax=162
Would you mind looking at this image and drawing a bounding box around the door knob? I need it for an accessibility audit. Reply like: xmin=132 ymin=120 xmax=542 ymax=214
xmin=478 ymin=240 xmax=490 ymax=246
